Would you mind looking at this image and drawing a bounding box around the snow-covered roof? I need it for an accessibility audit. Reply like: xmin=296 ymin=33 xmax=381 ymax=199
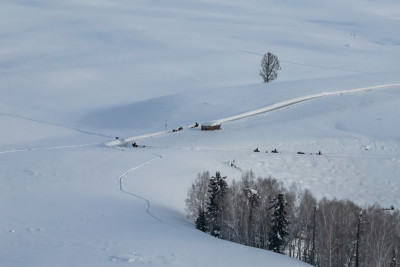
xmin=201 ymin=121 xmax=221 ymax=127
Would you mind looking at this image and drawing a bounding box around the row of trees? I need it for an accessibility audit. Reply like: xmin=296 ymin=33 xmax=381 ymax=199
xmin=186 ymin=171 xmax=400 ymax=266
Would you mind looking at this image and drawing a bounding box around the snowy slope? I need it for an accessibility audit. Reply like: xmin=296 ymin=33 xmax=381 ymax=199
xmin=2 ymin=77 xmax=399 ymax=267
xmin=1 ymin=0 xmax=400 ymax=266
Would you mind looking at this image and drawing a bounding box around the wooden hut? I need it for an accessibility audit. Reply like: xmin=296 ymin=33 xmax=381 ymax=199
xmin=201 ymin=122 xmax=221 ymax=131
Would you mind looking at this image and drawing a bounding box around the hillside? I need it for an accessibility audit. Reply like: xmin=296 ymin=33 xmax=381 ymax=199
xmin=1 ymin=0 xmax=400 ymax=266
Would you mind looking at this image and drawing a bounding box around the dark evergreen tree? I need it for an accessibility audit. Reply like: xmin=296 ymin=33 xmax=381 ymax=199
xmin=206 ymin=171 xmax=228 ymax=238
xmin=195 ymin=208 xmax=207 ymax=232
xmin=268 ymin=193 xmax=290 ymax=254
xmin=390 ymin=248 xmax=397 ymax=267
xmin=354 ymin=210 xmax=365 ymax=267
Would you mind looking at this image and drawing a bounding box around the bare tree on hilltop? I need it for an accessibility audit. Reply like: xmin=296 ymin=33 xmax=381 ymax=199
xmin=260 ymin=52 xmax=281 ymax=83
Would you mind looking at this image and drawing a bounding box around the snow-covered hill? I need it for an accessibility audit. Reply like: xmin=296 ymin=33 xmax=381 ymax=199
xmin=1 ymin=0 xmax=399 ymax=266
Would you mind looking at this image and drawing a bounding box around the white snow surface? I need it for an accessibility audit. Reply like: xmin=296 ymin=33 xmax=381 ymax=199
xmin=1 ymin=0 xmax=400 ymax=266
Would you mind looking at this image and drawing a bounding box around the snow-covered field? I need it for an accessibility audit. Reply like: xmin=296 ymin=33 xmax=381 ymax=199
xmin=1 ymin=0 xmax=400 ymax=266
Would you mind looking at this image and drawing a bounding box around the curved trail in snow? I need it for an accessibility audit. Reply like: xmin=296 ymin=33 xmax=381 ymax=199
xmin=107 ymin=83 xmax=400 ymax=147
xmin=118 ymin=154 xmax=163 ymax=222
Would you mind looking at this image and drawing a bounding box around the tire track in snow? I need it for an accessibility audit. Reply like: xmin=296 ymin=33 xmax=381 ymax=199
xmin=0 ymin=112 xmax=114 ymax=138
xmin=0 ymin=112 xmax=111 ymax=154
xmin=118 ymin=154 xmax=163 ymax=223
xmin=0 ymin=143 xmax=101 ymax=154
xmin=238 ymin=49 xmax=368 ymax=73
xmin=107 ymin=83 xmax=400 ymax=147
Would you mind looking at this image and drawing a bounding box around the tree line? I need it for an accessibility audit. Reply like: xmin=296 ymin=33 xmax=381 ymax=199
xmin=185 ymin=171 xmax=400 ymax=266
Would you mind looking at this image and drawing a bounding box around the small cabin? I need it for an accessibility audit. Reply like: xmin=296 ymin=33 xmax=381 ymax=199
xmin=201 ymin=122 xmax=221 ymax=131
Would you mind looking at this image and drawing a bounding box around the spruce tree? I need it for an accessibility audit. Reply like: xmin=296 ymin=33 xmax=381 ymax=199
xmin=390 ymin=248 xmax=397 ymax=267
xmin=206 ymin=171 xmax=228 ymax=238
xmin=268 ymin=193 xmax=290 ymax=254
xmin=195 ymin=208 xmax=207 ymax=232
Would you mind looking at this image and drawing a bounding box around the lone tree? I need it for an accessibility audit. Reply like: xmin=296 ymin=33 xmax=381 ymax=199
xmin=268 ymin=193 xmax=290 ymax=254
xmin=260 ymin=52 xmax=281 ymax=83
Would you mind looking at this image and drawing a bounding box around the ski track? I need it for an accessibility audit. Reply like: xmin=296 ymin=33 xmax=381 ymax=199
xmin=118 ymin=154 xmax=163 ymax=223
xmin=0 ymin=112 xmax=113 ymax=154
xmin=0 ymin=143 xmax=101 ymax=154
xmin=0 ymin=112 xmax=114 ymax=138
xmin=107 ymin=83 xmax=400 ymax=147
xmin=238 ymin=49 xmax=368 ymax=73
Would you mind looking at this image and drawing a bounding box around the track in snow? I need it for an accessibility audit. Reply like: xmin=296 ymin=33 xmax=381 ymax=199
xmin=0 ymin=112 xmax=113 ymax=154
xmin=118 ymin=154 xmax=163 ymax=222
xmin=238 ymin=49 xmax=368 ymax=74
xmin=0 ymin=143 xmax=101 ymax=154
xmin=0 ymin=112 xmax=114 ymax=138
xmin=107 ymin=83 xmax=400 ymax=147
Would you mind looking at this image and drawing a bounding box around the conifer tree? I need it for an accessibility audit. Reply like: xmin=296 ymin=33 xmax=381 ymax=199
xmin=206 ymin=171 xmax=228 ymax=238
xmin=195 ymin=208 xmax=207 ymax=232
xmin=268 ymin=193 xmax=290 ymax=254
xmin=390 ymin=248 xmax=397 ymax=267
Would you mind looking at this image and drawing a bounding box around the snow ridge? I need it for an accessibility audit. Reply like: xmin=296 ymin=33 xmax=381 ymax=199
xmin=107 ymin=83 xmax=400 ymax=148
xmin=216 ymin=83 xmax=400 ymax=123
